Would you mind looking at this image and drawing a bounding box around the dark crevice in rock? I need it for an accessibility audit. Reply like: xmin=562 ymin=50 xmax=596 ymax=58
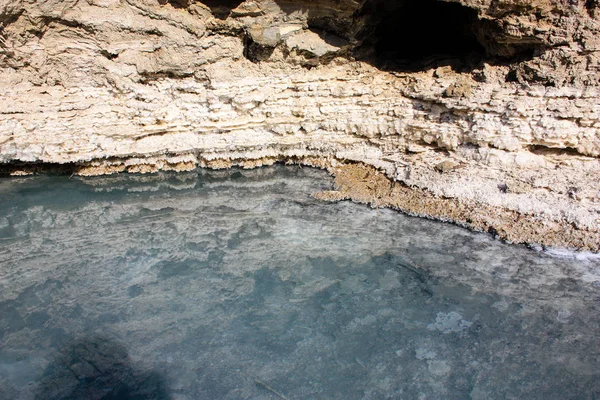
xmin=242 ymin=34 xmax=275 ymax=63
xmin=158 ymin=0 xmax=191 ymax=8
xmin=585 ymin=0 xmax=598 ymax=10
xmin=0 ymin=162 xmax=79 ymax=177
xmin=100 ymin=49 xmax=118 ymax=60
xmin=505 ymin=69 xmax=520 ymax=83
xmin=199 ymin=0 xmax=244 ymax=19
xmin=138 ymin=70 xmax=195 ymax=83
xmin=123 ymin=26 xmax=164 ymax=37
xmin=585 ymin=0 xmax=598 ymax=16
xmin=528 ymin=145 xmax=582 ymax=157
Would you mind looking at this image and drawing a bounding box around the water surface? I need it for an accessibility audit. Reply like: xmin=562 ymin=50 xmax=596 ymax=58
xmin=0 ymin=166 xmax=599 ymax=399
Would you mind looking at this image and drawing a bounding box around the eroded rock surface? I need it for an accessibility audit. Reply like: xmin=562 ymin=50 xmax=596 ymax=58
xmin=0 ymin=0 xmax=599 ymax=249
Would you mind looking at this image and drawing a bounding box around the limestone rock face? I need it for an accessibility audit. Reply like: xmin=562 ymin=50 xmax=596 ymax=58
xmin=0 ymin=0 xmax=599 ymax=249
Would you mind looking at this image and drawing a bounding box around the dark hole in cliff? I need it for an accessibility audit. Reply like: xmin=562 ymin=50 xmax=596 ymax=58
xmin=243 ymin=35 xmax=276 ymax=63
xmin=356 ymin=0 xmax=487 ymax=72
xmin=199 ymin=0 xmax=244 ymax=19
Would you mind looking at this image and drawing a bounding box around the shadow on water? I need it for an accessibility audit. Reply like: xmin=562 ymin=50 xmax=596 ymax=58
xmin=34 ymin=336 xmax=169 ymax=400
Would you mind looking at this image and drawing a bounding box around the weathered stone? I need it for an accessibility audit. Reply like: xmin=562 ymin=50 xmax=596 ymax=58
xmin=435 ymin=160 xmax=461 ymax=173
xmin=0 ymin=0 xmax=599 ymax=250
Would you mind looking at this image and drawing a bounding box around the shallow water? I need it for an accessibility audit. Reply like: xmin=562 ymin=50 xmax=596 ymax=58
xmin=0 ymin=166 xmax=599 ymax=400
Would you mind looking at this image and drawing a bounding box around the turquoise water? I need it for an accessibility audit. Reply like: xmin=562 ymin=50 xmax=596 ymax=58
xmin=0 ymin=166 xmax=599 ymax=399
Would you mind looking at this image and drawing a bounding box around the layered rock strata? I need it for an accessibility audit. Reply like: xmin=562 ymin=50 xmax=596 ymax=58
xmin=0 ymin=0 xmax=599 ymax=250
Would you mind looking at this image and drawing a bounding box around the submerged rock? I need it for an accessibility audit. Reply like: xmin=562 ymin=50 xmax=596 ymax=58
xmin=0 ymin=166 xmax=599 ymax=399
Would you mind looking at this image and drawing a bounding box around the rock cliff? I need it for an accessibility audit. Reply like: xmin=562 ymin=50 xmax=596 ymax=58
xmin=1 ymin=0 xmax=599 ymax=250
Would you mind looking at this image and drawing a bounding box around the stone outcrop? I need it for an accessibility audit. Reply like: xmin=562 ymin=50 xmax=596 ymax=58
xmin=0 ymin=0 xmax=599 ymax=250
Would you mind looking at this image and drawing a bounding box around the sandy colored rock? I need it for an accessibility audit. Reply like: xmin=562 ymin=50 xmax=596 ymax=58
xmin=325 ymin=162 xmax=600 ymax=251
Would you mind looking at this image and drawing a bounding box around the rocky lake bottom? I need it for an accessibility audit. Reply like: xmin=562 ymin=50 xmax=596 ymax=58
xmin=0 ymin=165 xmax=599 ymax=399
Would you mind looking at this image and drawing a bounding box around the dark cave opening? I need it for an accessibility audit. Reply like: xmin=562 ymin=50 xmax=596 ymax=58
xmin=356 ymin=0 xmax=488 ymax=72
